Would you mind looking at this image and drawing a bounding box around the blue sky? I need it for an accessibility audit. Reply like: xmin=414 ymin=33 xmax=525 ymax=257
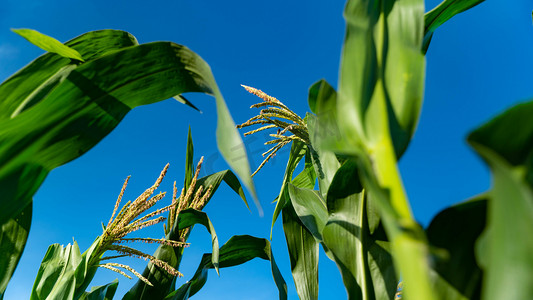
xmin=1 ymin=0 xmax=532 ymax=299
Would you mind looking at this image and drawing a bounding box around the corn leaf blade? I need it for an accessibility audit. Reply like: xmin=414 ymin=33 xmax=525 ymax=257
xmin=12 ymin=28 xmax=85 ymax=62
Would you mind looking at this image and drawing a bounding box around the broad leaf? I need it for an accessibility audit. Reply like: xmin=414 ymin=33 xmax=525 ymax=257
xmin=468 ymin=101 xmax=533 ymax=300
xmin=167 ymin=235 xmax=287 ymax=300
xmin=426 ymin=198 xmax=486 ymax=299
xmin=287 ymin=184 xmax=327 ymax=242
xmin=0 ymin=29 xmax=254 ymax=290
xmin=281 ymin=159 xmax=319 ymax=300
xmin=423 ymin=0 xmax=486 ymax=53
xmin=322 ymin=159 xmax=396 ymax=300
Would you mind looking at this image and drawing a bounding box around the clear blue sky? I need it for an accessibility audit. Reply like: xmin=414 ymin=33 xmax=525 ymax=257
xmin=1 ymin=0 xmax=532 ymax=299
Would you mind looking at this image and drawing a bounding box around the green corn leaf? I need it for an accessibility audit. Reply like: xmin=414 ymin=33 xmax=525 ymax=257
xmin=281 ymin=156 xmax=319 ymax=300
xmin=323 ymin=159 xmax=397 ymax=300
xmin=0 ymin=202 xmax=31 ymax=297
xmin=330 ymin=0 xmax=434 ymax=298
xmin=173 ymin=95 xmax=201 ymax=113
xmin=30 ymin=237 xmax=102 ymax=300
xmin=426 ymin=197 xmax=486 ymax=300
xmin=282 ymin=205 xmax=319 ymax=300
xmin=271 ymin=141 xmax=307 ymax=237
xmin=0 ymin=28 xmax=254 ymax=295
xmin=307 ymin=113 xmax=340 ymax=198
xmin=423 ymin=0 xmax=486 ymax=53
xmin=468 ymin=101 xmax=533 ymax=300
xmin=287 ymin=184 xmax=327 ymax=242
xmin=167 ymin=235 xmax=287 ymax=300
xmin=307 ymin=79 xmax=341 ymax=153
xmin=12 ymin=28 xmax=85 ymax=62
xmin=184 ymin=126 xmax=194 ymax=193
xmin=195 ymin=170 xmax=248 ymax=209
xmin=79 ymin=280 xmax=119 ymax=300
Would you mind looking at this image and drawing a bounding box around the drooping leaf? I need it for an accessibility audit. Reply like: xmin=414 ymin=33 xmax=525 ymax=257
xmin=12 ymin=28 xmax=85 ymax=62
xmin=426 ymin=197 xmax=486 ymax=299
xmin=79 ymin=279 xmax=119 ymax=300
xmin=167 ymin=235 xmax=287 ymax=300
xmin=173 ymin=95 xmax=201 ymax=113
xmin=423 ymin=0 xmax=486 ymax=53
xmin=0 ymin=28 xmax=254 ymax=295
xmin=0 ymin=202 xmax=31 ymax=297
xmin=468 ymin=101 xmax=533 ymax=300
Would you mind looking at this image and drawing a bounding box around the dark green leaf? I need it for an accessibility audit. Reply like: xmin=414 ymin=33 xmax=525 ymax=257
xmin=167 ymin=235 xmax=287 ymax=300
xmin=79 ymin=279 xmax=119 ymax=300
xmin=12 ymin=28 xmax=85 ymax=61
xmin=423 ymin=0 xmax=486 ymax=53
xmin=426 ymin=198 xmax=486 ymax=299
xmin=0 ymin=202 xmax=31 ymax=296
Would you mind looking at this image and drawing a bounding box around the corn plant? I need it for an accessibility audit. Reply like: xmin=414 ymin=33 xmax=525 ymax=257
xmin=0 ymin=28 xmax=257 ymax=297
xmin=30 ymin=130 xmax=286 ymax=300
xmin=234 ymin=0 xmax=533 ymax=299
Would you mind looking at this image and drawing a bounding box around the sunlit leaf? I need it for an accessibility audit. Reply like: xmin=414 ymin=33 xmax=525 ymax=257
xmin=12 ymin=28 xmax=85 ymax=62
xmin=426 ymin=197 xmax=486 ymax=299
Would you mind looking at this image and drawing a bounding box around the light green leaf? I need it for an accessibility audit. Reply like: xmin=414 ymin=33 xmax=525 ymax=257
xmin=184 ymin=127 xmax=194 ymax=193
xmin=0 ymin=28 xmax=254 ymax=295
xmin=423 ymin=0 xmax=486 ymax=53
xmin=12 ymin=28 xmax=85 ymax=62
xmin=287 ymin=184 xmax=327 ymax=242
xmin=167 ymin=235 xmax=287 ymax=300
xmin=468 ymin=101 xmax=533 ymax=300
xmin=271 ymin=141 xmax=307 ymax=237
